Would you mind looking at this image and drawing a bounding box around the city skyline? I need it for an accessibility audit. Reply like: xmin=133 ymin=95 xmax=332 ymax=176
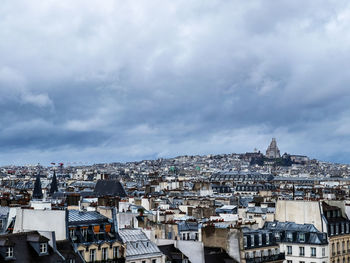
xmin=1 ymin=1 xmax=350 ymax=165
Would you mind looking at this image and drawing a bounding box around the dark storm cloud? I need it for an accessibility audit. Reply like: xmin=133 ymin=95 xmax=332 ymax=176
xmin=0 ymin=0 xmax=350 ymax=164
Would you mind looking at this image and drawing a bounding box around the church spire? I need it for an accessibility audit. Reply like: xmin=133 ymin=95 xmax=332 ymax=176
xmin=50 ymin=170 xmax=58 ymax=195
xmin=33 ymin=173 xmax=43 ymax=199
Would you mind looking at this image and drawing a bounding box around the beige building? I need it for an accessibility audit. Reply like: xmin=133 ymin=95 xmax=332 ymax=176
xmin=77 ymin=241 xmax=124 ymax=262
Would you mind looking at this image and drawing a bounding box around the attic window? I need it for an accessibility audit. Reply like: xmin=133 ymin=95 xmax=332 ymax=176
xmin=40 ymin=243 xmax=47 ymax=254
xmin=6 ymin=247 xmax=13 ymax=258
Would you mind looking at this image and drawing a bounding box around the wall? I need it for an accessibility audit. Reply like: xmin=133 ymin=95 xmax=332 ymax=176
xmin=176 ymin=240 xmax=204 ymax=263
xmin=13 ymin=208 xmax=67 ymax=240
xmin=275 ymin=200 xmax=323 ymax=232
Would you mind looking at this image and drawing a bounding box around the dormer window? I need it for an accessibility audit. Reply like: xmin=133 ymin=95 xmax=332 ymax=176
xmin=40 ymin=243 xmax=47 ymax=254
xmin=274 ymin=232 xmax=280 ymax=239
xmin=69 ymin=228 xmax=75 ymax=238
xmin=299 ymin=233 xmax=305 ymax=242
xmin=6 ymin=247 xmax=13 ymax=258
xmin=82 ymin=228 xmax=88 ymax=238
xmin=287 ymin=232 xmax=293 ymax=241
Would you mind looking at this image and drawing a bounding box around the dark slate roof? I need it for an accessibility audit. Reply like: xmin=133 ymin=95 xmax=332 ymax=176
xmin=235 ymin=183 xmax=276 ymax=192
xmin=264 ymin=221 xmax=319 ymax=232
xmin=178 ymin=221 xmax=198 ymax=232
xmin=263 ymin=221 xmax=328 ymax=245
xmin=204 ymin=247 xmax=237 ymax=263
xmin=247 ymin=206 xmax=275 ymax=214
xmin=239 ymin=197 xmax=254 ymax=207
xmin=94 ymin=180 xmax=127 ymax=197
xmin=158 ymin=244 xmax=190 ymax=263
xmin=210 ymin=172 xmax=274 ymax=182
xmin=68 ymin=210 xmax=110 ymax=224
xmin=56 ymin=240 xmax=84 ymax=263
xmin=0 ymin=231 xmax=63 ymax=262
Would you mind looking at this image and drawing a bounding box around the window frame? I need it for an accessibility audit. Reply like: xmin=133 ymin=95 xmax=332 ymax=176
xmin=40 ymin=243 xmax=47 ymax=254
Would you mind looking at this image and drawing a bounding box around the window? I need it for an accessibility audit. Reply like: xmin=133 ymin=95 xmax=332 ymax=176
xmin=266 ymin=234 xmax=269 ymax=245
xmin=102 ymin=247 xmax=108 ymax=260
xmin=275 ymin=232 xmax=280 ymax=239
xmin=337 ymin=242 xmax=340 ymax=253
xmin=79 ymin=250 xmax=84 ymax=258
xmin=243 ymin=236 xmax=247 ymax=248
xmin=259 ymin=234 xmax=262 ymax=245
xmin=90 ymin=249 xmax=96 ymax=262
xmin=142 ymin=261 xmax=146 ymax=263
xmin=152 ymin=260 xmax=157 ymax=263
xmin=287 ymin=232 xmax=293 ymax=241
xmin=287 ymin=246 xmax=292 ymax=255
xmin=113 ymin=246 xmax=119 ymax=258
xmin=69 ymin=228 xmax=75 ymax=238
xmin=82 ymin=228 xmax=87 ymax=238
xmin=299 ymin=246 xmax=305 ymax=256
xmin=0 ymin=219 xmax=3 ymax=229
xmin=40 ymin=243 xmax=47 ymax=254
xmin=69 ymin=260 xmax=75 ymax=263
xmin=287 ymin=261 xmax=292 ymax=263
xmin=251 ymin=234 xmax=254 ymax=247
xmin=6 ymin=247 xmax=13 ymax=258
xmin=311 ymin=247 xmax=316 ymax=257
xmin=322 ymin=247 xmax=325 ymax=257
xmin=299 ymin=233 xmax=305 ymax=242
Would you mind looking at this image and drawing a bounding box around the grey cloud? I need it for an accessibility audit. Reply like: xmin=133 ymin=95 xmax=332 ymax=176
xmin=0 ymin=0 xmax=350 ymax=164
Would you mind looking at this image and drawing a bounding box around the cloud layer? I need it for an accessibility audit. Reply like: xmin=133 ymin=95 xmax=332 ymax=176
xmin=1 ymin=0 xmax=350 ymax=165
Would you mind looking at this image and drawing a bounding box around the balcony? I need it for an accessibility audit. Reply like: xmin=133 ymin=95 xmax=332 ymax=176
xmin=246 ymin=253 xmax=285 ymax=263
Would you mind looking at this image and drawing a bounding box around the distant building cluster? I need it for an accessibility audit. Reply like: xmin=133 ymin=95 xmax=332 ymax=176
xmin=0 ymin=139 xmax=349 ymax=262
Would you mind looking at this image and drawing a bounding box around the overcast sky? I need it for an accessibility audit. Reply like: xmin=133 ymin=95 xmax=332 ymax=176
xmin=1 ymin=0 xmax=350 ymax=165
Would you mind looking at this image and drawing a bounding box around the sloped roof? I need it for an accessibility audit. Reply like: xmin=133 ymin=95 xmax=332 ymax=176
xmin=118 ymin=229 xmax=163 ymax=259
xmin=94 ymin=180 xmax=127 ymax=197
xmin=68 ymin=210 xmax=109 ymax=224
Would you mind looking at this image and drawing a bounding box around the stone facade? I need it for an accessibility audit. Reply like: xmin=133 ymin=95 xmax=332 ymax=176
xmin=266 ymin=138 xmax=281 ymax=159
